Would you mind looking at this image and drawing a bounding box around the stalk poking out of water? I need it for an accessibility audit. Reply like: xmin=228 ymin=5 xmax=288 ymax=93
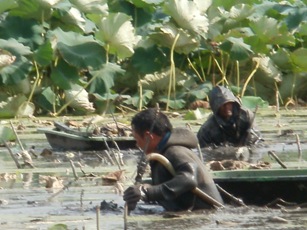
xmin=10 ymin=121 xmax=25 ymax=151
xmin=4 ymin=141 xmax=21 ymax=169
xmin=296 ymin=134 xmax=302 ymax=165
xmin=124 ymin=202 xmax=128 ymax=230
xmin=103 ymin=139 xmax=122 ymax=170
xmin=96 ymin=205 xmax=100 ymax=230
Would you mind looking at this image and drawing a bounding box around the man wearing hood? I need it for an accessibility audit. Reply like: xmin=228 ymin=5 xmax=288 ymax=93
xmin=123 ymin=108 xmax=223 ymax=212
xmin=197 ymin=85 xmax=261 ymax=148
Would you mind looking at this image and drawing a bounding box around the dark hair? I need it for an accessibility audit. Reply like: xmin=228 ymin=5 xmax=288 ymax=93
xmin=131 ymin=108 xmax=173 ymax=137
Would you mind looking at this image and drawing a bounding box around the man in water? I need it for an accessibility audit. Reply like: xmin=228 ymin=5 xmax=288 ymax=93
xmin=123 ymin=108 xmax=223 ymax=211
xmin=197 ymin=85 xmax=261 ymax=148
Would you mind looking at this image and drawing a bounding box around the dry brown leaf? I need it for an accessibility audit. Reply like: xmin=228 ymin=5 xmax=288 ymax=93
xmin=102 ymin=170 xmax=126 ymax=183
xmin=39 ymin=175 xmax=64 ymax=189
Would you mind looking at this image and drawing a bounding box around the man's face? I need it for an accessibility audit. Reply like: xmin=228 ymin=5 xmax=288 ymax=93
xmin=218 ymin=102 xmax=233 ymax=120
xmin=132 ymin=128 xmax=151 ymax=153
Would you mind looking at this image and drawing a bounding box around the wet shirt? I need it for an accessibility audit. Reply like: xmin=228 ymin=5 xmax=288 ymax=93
xmin=197 ymin=86 xmax=259 ymax=148
xmin=145 ymin=128 xmax=224 ymax=211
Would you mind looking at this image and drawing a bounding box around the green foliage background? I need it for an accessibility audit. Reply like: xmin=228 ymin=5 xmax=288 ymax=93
xmin=0 ymin=0 xmax=307 ymax=117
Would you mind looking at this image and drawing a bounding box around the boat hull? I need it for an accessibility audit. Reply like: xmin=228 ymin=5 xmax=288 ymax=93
xmin=38 ymin=128 xmax=137 ymax=151
xmin=212 ymin=168 xmax=307 ymax=205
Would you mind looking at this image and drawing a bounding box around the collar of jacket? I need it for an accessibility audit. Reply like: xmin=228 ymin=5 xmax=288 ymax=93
xmin=157 ymin=131 xmax=171 ymax=151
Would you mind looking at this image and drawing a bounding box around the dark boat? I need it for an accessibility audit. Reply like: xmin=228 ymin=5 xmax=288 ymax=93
xmin=212 ymin=167 xmax=307 ymax=205
xmin=37 ymin=121 xmax=136 ymax=151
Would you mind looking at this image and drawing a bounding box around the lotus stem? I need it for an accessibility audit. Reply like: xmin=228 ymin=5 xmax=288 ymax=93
xmin=4 ymin=141 xmax=21 ymax=169
xmin=296 ymin=134 xmax=302 ymax=165
xmin=241 ymin=58 xmax=260 ymax=97
xmin=27 ymin=61 xmax=41 ymax=104
xmin=167 ymin=33 xmax=180 ymax=111
xmin=268 ymin=151 xmax=287 ymax=169
xmin=10 ymin=121 xmax=25 ymax=151
xmin=187 ymin=57 xmax=203 ymax=82
xmin=124 ymin=202 xmax=128 ymax=230
xmin=96 ymin=205 xmax=100 ymax=230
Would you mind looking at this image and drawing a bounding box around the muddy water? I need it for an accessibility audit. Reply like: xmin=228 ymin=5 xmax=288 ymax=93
xmin=1 ymin=108 xmax=307 ymax=229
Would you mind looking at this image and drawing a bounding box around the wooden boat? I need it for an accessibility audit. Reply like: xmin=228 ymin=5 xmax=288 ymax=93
xmin=37 ymin=121 xmax=136 ymax=151
xmin=212 ymin=167 xmax=307 ymax=205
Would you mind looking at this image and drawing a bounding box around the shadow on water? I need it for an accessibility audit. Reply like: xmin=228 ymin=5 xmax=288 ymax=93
xmin=1 ymin=108 xmax=307 ymax=229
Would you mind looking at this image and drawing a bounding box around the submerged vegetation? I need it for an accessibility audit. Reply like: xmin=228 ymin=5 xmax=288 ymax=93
xmin=0 ymin=0 xmax=307 ymax=117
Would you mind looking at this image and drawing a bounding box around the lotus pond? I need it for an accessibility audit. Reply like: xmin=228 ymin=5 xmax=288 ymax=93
xmin=1 ymin=107 xmax=307 ymax=230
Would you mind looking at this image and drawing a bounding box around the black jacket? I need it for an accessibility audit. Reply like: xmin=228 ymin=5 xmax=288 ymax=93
xmin=197 ymin=86 xmax=260 ymax=148
xmin=146 ymin=127 xmax=224 ymax=211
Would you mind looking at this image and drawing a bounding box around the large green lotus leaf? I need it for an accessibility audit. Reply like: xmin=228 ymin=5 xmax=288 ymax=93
xmin=128 ymin=0 xmax=164 ymax=8
xmin=64 ymin=83 xmax=95 ymax=113
xmin=49 ymin=28 xmax=94 ymax=45
xmin=244 ymin=36 xmax=270 ymax=54
xmin=91 ymin=92 xmax=117 ymax=114
xmin=0 ymin=56 xmax=32 ymax=85
xmin=270 ymin=24 xmax=295 ymax=46
xmin=33 ymin=41 xmax=53 ymax=67
xmin=285 ymin=7 xmax=307 ymax=31
xmin=241 ymin=96 xmax=269 ymax=109
xmin=219 ymin=37 xmax=253 ymax=61
xmin=140 ymin=67 xmax=188 ymax=92
xmin=8 ymin=0 xmax=53 ymax=20
xmin=290 ymin=48 xmax=307 ymax=72
xmin=50 ymin=28 xmax=106 ymax=69
xmin=123 ymin=90 xmax=154 ymax=108
xmin=164 ymin=0 xmax=209 ymax=38
xmin=159 ymin=96 xmax=185 ymax=109
xmin=298 ymin=21 xmax=307 ymax=36
xmin=89 ymin=63 xmax=125 ymax=95
xmin=70 ymin=0 xmax=108 ymax=14
xmin=0 ymin=38 xmax=32 ymax=56
xmin=0 ymin=39 xmax=32 ymax=85
xmin=54 ymin=6 xmax=88 ymax=32
xmin=270 ymin=48 xmax=292 ymax=71
xmin=0 ymin=126 xmax=15 ymax=142
xmin=0 ymin=94 xmax=27 ymax=118
xmin=253 ymin=56 xmax=282 ymax=82
xmin=0 ymin=0 xmax=18 ymax=14
xmin=184 ymin=109 xmax=201 ymax=120
xmin=150 ymin=22 xmax=200 ymax=54
xmin=51 ymin=59 xmax=79 ymax=90
xmin=229 ymin=4 xmax=253 ymax=21
xmin=38 ymin=0 xmax=61 ymax=8
xmin=250 ymin=17 xmax=278 ymax=41
xmin=96 ymin=13 xmax=139 ymax=59
xmin=211 ymin=0 xmax=246 ymax=10
xmin=131 ymin=46 xmax=168 ymax=74
xmin=188 ymin=82 xmax=212 ymax=100
xmin=194 ymin=0 xmax=212 ymax=13
xmin=16 ymin=101 xmax=35 ymax=117
xmin=249 ymin=16 xmax=295 ymax=46
xmin=279 ymin=73 xmax=307 ymax=102
xmin=0 ymin=16 xmax=45 ymax=48
xmin=34 ymin=86 xmax=59 ymax=113
xmin=57 ymin=40 xmax=105 ymax=70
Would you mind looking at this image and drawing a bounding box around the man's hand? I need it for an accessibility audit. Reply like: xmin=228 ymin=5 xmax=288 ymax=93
xmin=123 ymin=184 xmax=149 ymax=210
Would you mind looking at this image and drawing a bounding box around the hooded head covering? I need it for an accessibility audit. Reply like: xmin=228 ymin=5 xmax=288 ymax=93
xmin=209 ymin=86 xmax=241 ymax=116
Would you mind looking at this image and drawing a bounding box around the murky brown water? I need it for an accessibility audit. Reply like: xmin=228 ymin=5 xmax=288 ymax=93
xmin=1 ymin=108 xmax=307 ymax=229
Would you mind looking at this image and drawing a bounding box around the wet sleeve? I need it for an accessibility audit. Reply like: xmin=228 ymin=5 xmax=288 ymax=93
xmin=146 ymin=162 xmax=197 ymax=201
